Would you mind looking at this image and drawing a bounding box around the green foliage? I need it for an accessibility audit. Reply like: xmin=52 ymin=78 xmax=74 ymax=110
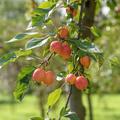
xmin=32 ymin=1 xmax=56 ymax=26
xmin=0 ymin=50 xmax=32 ymax=68
xmin=7 ymin=32 xmax=40 ymax=43
xmin=69 ymin=39 xmax=104 ymax=67
xmin=3 ymin=0 xmax=118 ymax=119
xmin=25 ymin=37 xmax=50 ymax=50
xmin=14 ymin=66 xmax=35 ymax=101
xmin=47 ymin=88 xmax=62 ymax=108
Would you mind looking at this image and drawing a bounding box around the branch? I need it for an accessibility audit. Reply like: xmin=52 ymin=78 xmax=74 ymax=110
xmin=37 ymin=53 xmax=54 ymax=67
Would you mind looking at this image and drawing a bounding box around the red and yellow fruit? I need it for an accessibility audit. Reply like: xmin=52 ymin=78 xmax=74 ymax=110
xmin=80 ymin=56 xmax=91 ymax=68
xmin=32 ymin=68 xmax=46 ymax=83
xmin=50 ymin=41 xmax=71 ymax=60
xmin=50 ymin=41 xmax=62 ymax=54
xmin=43 ymin=71 xmax=56 ymax=86
xmin=65 ymin=74 xmax=76 ymax=85
xmin=58 ymin=26 xmax=69 ymax=39
xmin=60 ymin=42 xmax=71 ymax=60
xmin=75 ymin=76 xmax=88 ymax=90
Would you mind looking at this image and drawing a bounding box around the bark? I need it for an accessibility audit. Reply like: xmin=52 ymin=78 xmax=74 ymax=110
xmin=70 ymin=86 xmax=86 ymax=120
xmin=70 ymin=0 xmax=96 ymax=120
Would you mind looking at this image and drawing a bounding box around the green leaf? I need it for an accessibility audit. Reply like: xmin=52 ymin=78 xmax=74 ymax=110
xmin=30 ymin=117 xmax=43 ymax=120
xmin=25 ymin=37 xmax=50 ymax=50
xmin=14 ymin=66 xmax=35 ymax=101
xmin=47 ymin=88 xmax=62 ymax=108
xmin=7 ymin=32 xmax=39 ymax=43
xmin=32 ymin=3 xmax=55 ymax=26
xmin=90 ymin=26 xmax=101 ymax=37
xmin=69 ymin=39 xmax=104 ymax=67
xmin=60 ymin=107 xmax=70 ymax=118
xmin=39 ymin=1 xmax=55 ymax=9
xmin=64 ymin=112 xmax=79 ymax=120
xmin=0 ymin=50 xmax=32 ymax=68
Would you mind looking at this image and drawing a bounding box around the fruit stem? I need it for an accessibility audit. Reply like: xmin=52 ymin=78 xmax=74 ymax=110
xmin=38 ymin=53 xmax=54 ymax=67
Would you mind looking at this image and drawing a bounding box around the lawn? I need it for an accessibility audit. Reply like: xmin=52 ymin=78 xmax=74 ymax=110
xmin=0 ymin=94 xmax=120 ymax=120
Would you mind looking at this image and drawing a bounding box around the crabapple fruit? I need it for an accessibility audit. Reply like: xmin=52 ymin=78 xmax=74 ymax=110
xmin=50 ymin=41 xmax=62 ymax=54
xmin=65 ymin=74 xmax=76 ymax=85
xmin=75 ymin=76 xmax=88 ymax=90
xmin=43 ymin=71 xmax=56 ymax=86
xmin=80 ymin=56 xmax=91 ymax=68
xmin=32 ymin=68 xmax=46 ymax=83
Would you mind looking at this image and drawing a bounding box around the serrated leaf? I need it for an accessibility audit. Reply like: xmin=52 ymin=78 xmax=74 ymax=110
xmin=7 ymin=32 xmax=39 ymax=43
xmin=0 ymin=50 xmax=32 ymax=68
xmin=47 ymin=88 xmax=62 ymax=108
xmin=14 ymin=66 xmax=35 ymax=101
xmin=30 ymin=117 xmax=43 ymax=120
xmin=25 ymin=37 xmax=49 ymax=50
xmin=64 ymin=112 xmax=79 ymax=120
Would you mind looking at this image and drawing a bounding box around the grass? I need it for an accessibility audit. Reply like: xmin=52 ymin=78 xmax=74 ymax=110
xmin=0 ymin=94 xmax=120 ymax=120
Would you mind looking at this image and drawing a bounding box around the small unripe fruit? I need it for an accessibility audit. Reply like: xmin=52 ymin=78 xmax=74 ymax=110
xmin=75 ymin=76 xmax=88 ymax=90
xmin=50 ymin=41 xmax=62 ymax=54
xmin=60 ymin=43 xmax=71 ymax=59
xmin=43 ymin=71 xmax=56 ymax=86
xmin=80 ymin=56 xmax=91 ymax=68
xmin=58 ymin=26 xmax=69 ymax=39
xmin=32 ymin=68 xmax=46 ymax=83
xmin=65 ymin=74 xmax=76 ymax=85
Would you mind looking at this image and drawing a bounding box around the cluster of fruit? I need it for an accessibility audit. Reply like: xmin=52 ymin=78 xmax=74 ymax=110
xmin=32 ymin=68 xmax=88 ymax=90
xmin=32 ymin=68 xmax=56 ymax=86
xmin=50 ymin=26 xmax=91 ymax=67
xmin=65 ymin=74 xmax=88 ymax=90
xmin=50 ymin=26 xmax=71 ymax=60
xmin=32 ymin=4 xmax=91 ymax=90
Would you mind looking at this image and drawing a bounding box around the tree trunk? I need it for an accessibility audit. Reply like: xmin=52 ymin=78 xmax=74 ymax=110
xmin=70 ymin=86 xmax=86 ymax=120
xmin=70 ymin=0 xmax=96 ymax=119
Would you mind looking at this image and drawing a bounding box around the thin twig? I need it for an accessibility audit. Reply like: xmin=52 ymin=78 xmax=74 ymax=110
xmin=37 ymin=53 xmax=54 ymax=67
